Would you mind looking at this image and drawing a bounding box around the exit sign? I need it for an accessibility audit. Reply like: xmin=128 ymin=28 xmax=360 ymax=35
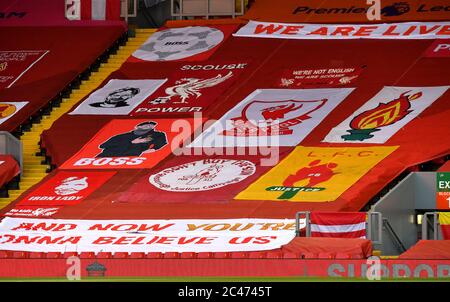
xmin=437 ymin=172 xmax=450 ymax=210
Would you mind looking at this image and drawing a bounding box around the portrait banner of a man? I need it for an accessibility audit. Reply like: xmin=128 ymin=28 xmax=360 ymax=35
xmin=69 ymin=79 xmax=167 ymax=115
xmin=60 ymin=118 xmax=200 ymax=170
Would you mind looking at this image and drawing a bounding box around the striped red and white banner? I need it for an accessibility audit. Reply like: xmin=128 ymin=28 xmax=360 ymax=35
xmin=310 ymin=212 xmax=367 ymax=238
xmin=66 ymin=0 xmax=121 ymax=21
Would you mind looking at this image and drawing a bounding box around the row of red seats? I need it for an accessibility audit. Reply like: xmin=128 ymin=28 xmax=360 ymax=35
xmin=0 ymin=250 xmax=365 ymax=259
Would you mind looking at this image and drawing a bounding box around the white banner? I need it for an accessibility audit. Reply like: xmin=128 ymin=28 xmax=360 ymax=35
xmin=323 ymin=86 xmax=449 ymax=144
xmin=189 ymin=88 xmax=354 ymax=147
xmin=69 ymin=79 xmax=166 ymax=115
xmin=0 ymin=101 xmax=28 ymax=126
xmin=0 ymin=218 xmax=299 ymax=253
xmin=235 ymin=21 xmax=450 ymax=40
xmin=132 ymin=27 xmax=225 ymax=61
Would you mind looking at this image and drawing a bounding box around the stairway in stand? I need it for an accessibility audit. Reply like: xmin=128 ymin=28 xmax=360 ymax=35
xmin=0 ymin=29 xmax=156 ymax=210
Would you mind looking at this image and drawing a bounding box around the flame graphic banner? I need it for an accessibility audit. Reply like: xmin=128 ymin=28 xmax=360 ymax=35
xmin=323 ymin=86 xmax=449 ymax=144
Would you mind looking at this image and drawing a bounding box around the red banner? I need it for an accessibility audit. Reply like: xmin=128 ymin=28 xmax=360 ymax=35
xmin=0 ymin=155 xmax=20 ymax=189
xmin=275 ymin=66 xmax=364 ymax=88
xmin=60 ymin=118 xmax=201 ymax=170
xmin=132 ymin=61 xmax=249 ymax=116
xmin=117 ymin=148 xmax=292 ymax=204
xmin=17 ymin=171 xmax=116 ymax=206
xmin=423 ymin=39 xmax=450 ymax=58
xmin=0 ymin=50 xmax=48 ymax=89
xmin=3 ymin=206 xmax=61 ymax=218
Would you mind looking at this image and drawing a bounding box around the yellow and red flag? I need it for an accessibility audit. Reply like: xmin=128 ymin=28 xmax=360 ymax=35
xmin=235 ymin=146 xmax=397 ymax=202
xmin=439 ymin=212 xmax=450 ymax=240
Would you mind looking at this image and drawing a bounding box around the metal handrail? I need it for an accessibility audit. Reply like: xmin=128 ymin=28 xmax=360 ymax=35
xmin=171 ymin=0 xmax=244 ymax=19
xmin=0 ymin=131 xmax=22 ymax=171
xmin=383 ymin=218 xmax=407 ymax=253
xmin=295 ymin=211 xmax=309 ymax=237
xmin=367 ymin=212 xmax=383 ymax=244
xmin=422 ymin=212 xmax=439 ymax=240
xmin=121 ymin=0 xmax=138 ymax=22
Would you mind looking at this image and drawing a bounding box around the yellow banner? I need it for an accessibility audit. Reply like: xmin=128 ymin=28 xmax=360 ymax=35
xmin=439 ymin=212 xmax=450 ymax=225
xmin=235 ymin=146 xmax=397 ymax=203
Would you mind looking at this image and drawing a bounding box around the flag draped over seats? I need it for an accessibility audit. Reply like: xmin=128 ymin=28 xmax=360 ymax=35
xmin=439 ymin=212 xmax=450 ymax=240
xmin=310 ymin=212 xmax=367 ymax=238
xmin=66 ymin=0 xmax=121 ymax=21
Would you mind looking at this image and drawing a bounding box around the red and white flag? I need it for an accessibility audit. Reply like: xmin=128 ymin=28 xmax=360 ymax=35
xmin=66 ymin=0 xmax=121 ymax=21
xmin=310 ymin=212 xmax=367 ymax=238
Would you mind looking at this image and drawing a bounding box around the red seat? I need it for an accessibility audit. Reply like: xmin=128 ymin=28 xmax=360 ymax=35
xmin=129 ymin=252 xmax=145 ymax=259
xmin=46 ymin=252 xmax=62 ymax=259
xmin=79 ymin=252 xmax=96 ymax=259
xmin=0 ymin=251 xmax=10 ymax=258
xmin=407 ymin=165 xmax=420 ymax=172
xmin=196 ymin=252 xmax=213 ymax=259
xmin=213 ymin=252 xmax=230 ymax=259
xmin=302 ymin=252 xmax=318 ymax=259
xmin=112 ymin=252 xmax=128 ymax=259
xmin=12 ymin=251 xmax=28 ymax=258
xmin=266 ymin=251 xmax=283 ymax=259
xmin=230 ymin=252 xmax=248 ymax=259
xmin=63 ymin=252 xmax=79 ymax=258
xmin=335 ymin=253 xmax=351 ymax=259
xmin=318 ymin=252 xmax=335 ymax=259
xmin=146 ymin=252 xmax=163 ymax=259
xmin=96 ymin=252 xmax=112 ymax=259
xmin=164 ymin=252 xmax=180 ymax=259
xmin=283 ymin=252 xmax=300 ymax=259
xmin=248 ymin=252 xmax=266 ymax=259
xmin=29 ymin=252 xmax=44 ymax=259
xmin=349 ymin=253 xmax=364 ymax=259
xmin=180 ymin=252 xmax=196 ymax=259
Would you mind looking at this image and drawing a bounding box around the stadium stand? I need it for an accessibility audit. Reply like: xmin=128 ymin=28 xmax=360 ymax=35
xmin=0 ymin=0 xmax=449 ymax=279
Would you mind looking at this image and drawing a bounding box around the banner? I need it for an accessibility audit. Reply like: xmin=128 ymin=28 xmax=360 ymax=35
xmin=423 ymin=39 xmax=450 ymax=58
xmin=310 ymin=212 xmax=367 ymax=238
xmin=0 ymin=217 xmax=298 ymax=253
xmin=60 ymin=118 xmax=200 ymax=170
xmin=243 ymin=0 xmax=450 ymax=24
xmin=323 ymin=86 xmax=449 ymax=144
xmin=116 ymin=150 xmax=291 ymax=204
xmin=131 ymin=62 xmax=249 ymax=116
xmin=275 ymin=66 xmax=364 ymax=88
xmin=439 ymin=212 xmax=450 ymax=240
xmin=3 ymin=206 xmax=61 ymax=218
xmin=0 ymin=50 xmax=48 ymax=89
xmin=129 ymin=25 xmax=238 ymax=62
xmin=69 ymin=79 xmax=166 ymax=115
xmin=235 ymin=146 xmax=397 ymax=202
xmin=17 ymin=171 xmax=116 ymax=206
xmin=0 ymin=101 xmax=28 ymax=126
xmin=189 ymin=88 xmax=354 ymax=147
xmin=0 ymin=155 xmax=19 ymax=189
xmin=234 ymin=21 xmax=450 ymax=40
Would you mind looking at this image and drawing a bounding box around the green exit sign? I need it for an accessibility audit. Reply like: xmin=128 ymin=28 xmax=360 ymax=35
xmin=437 ymin=172 xmax=450 ymax=192
xmin=437 ymin=172 xmax=450 ymax=210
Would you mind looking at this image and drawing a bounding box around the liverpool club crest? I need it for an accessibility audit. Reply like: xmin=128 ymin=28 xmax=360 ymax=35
xmin=222 ymin=99 xmax=327 ymax=136
xmin=150 ymin=71 xmax=233 ymax=105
